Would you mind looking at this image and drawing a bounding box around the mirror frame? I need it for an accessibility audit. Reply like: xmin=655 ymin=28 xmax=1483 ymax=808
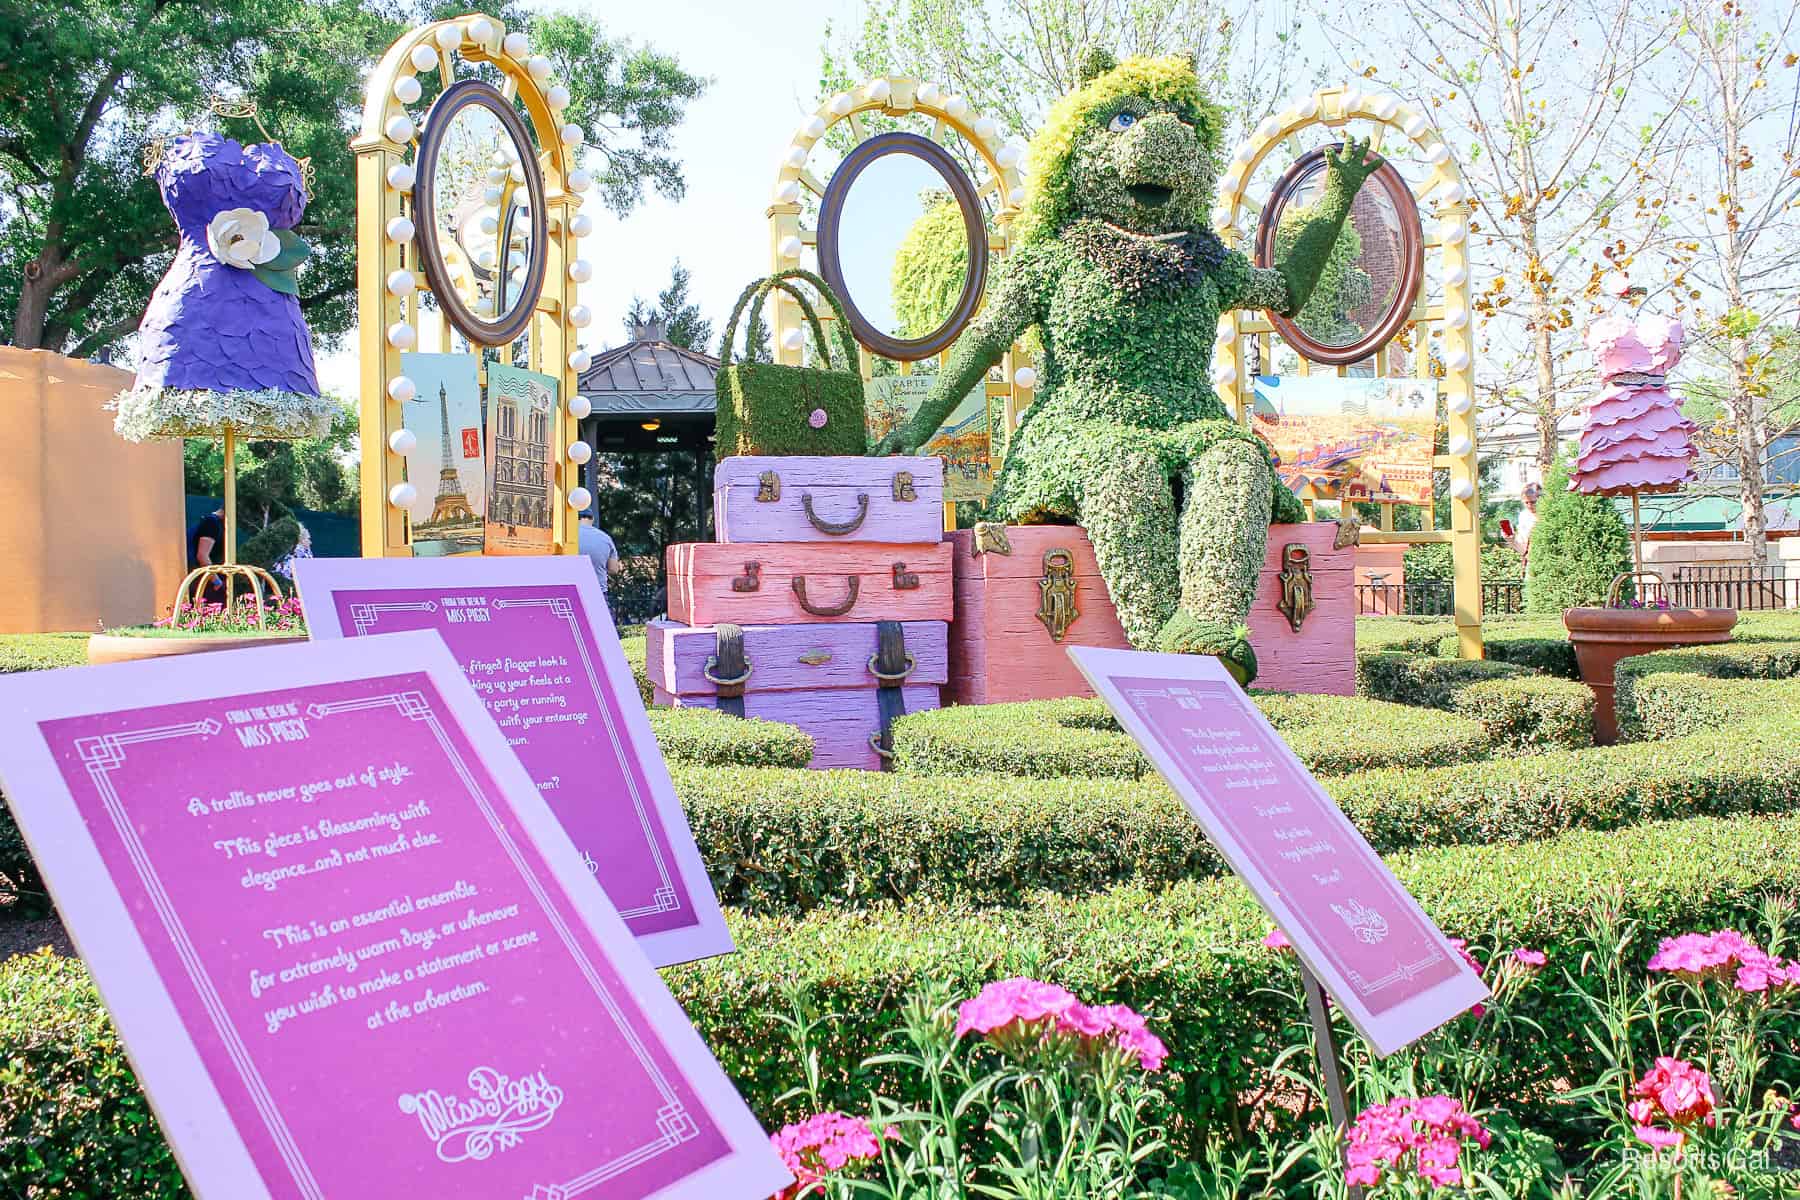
xmin=817 ymin=131 xmax=989 ymax=363
xmin=1252 ymin=145 xmax=1423 ymax=368
xmin=411 ymin=79 xmax=549 ymax=347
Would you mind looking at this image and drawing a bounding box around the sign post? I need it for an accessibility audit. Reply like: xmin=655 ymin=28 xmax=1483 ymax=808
xmin=0 ymin=633 xmax=789 ymax=1200
xmin=1069 ymin=647 xmax=1487 ymax=1186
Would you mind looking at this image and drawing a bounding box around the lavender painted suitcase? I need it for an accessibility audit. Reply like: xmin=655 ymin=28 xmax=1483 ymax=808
xmin=647 ymin=617 xmax=946 ymax=770
xmin=714 ymin=455 xmax=945 ymax=544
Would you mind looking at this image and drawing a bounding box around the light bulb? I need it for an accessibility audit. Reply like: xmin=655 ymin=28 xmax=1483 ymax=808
xmin=828 ymin=93 xmax=852 ymax=116
xmin=568 ymin=394 xmax=592 ymax=418
xmin=387 ymin=376 xmax=416 ymax=403
xmin=393 ymin=76 xmax=421 ymax=104
xmin=775 ymin=181 xmax=800 ymax=204
xmin=918 ymin=82 xmax=941 ymax=104
xmin=779 ymin=235 xmax=803 ymax=260
xmin=409 ymin=44 xmax=438 ymax=72
xmin=568 ymin=304 xmax=592 ymax=327
xmin=386 ymin=322 xmax=416 ymax=350
xmin=528 ymin=55 xmax=552 ymax=81
xmin=503 ymin=31 xmax=528 ymax=58
xmin=389 ymin=428 xmax=418 ymax=455
xmin=389 ymin=482 xmax=418 ymax=508
xmin=386 ymin=163 xmax=415 ymax=192
xmin=946 ymin=96 xmax=968 ymax=118
xmin=1013 ymin=366 xmax=1037 ymax=389
xmin=568 ymin=351 xmax=591 ymax=374
xmin=433 ymin=24 xmax=461 ymax=51
xmin=567 ymin=486 xmax=593 ymax=511
xmin=547 ymin=84 xmax=571 ymax=110
xmin=567 ymin=169 xmax=591 ymax=192
xmin=569 ymin=259 xmax=592 ymax=282
xmin=1449 ymin=478 xmax=1475 ymax=500
xmin=865 ymin=77 xmax=891 ymax=102
xmin=386 ymin=216 xmax=414 ymax=243
xmin=782 ymin=328 xmax=805 ymax=351
xmin=386 ymin=269 xmax=415 ymax=297
xmin=569 ymin=212 xmax=594 ymax=237
xmin=1448 ymin=434 xmax=1473 ymax=456
xmin=803 ymin=116 xmax=826 ymax=138
xmin=567 ymin=440 xmax=592 ymax=464
xmin=384 ymin=115 xmax=414 ymax=143
xmin=466 ymin=17 xmax=495 ymax=45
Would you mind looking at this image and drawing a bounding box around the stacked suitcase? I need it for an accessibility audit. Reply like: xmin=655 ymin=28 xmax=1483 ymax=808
xmin=646 ymin=456 xmax=951 ymax=770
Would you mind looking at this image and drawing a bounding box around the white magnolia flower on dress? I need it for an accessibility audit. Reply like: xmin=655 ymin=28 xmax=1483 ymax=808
xmin=206 ymin=208 xmax=280 ymax=269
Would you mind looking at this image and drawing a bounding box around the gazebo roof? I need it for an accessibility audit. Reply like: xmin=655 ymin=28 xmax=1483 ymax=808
xmin=576 ymin=321 xmax=718 ymax=416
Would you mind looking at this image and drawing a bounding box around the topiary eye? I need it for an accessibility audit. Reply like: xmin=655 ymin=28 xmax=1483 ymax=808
xmin=1107 ymin=112 xmax=1137 ymax=133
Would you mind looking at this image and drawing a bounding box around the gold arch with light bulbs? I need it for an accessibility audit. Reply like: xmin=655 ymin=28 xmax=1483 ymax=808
xmin=353 ymin=12 xmax=595 ymax=557
xmin=766 ymin=75 xmax=1039 ymax=511
xmin=1212 ymin=85 xmax=1486 ymax=659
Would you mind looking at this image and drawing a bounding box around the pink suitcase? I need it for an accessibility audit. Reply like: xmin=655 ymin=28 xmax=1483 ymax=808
xmin=648 ymin=618 xmax=946 ymax=770
xmin=948 ymin=522 xmax=1355 ymax=703
xmin=667 ymin=540 xmax=953 ymax=627
xmin=713 ymin=455 xmax=945 ymax=544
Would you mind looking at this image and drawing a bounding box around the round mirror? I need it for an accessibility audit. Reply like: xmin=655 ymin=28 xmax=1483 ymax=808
xmin=412 ymin=80 xmax=548 ymax=346
xmin=1253 ymin=146 xmax=1422 ymax=367
xmin=818 ymin=131 xmax=988 ymax=362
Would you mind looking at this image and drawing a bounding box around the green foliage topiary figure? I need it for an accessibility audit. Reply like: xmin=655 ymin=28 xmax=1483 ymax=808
xmin=1524 ymin=455 xmax=1633 ymax=613
xmin=871 ymin=54 xmax=1381 ymax=682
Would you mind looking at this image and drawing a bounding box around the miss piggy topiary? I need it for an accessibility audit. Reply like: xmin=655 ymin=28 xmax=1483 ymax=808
xmin=872 ymin=54 xmax=1380 ymax=683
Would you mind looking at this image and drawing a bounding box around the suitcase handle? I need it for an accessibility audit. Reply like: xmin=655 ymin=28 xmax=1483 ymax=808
xmin=791 ymin=574 xmax=860 ymax=617
xmin=802 ymin=491 xmax=870 ymax=536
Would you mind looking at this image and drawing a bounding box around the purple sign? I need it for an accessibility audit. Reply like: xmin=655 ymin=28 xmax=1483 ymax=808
xmin=1069 ymin=647 xmax=1487 ymax=1056
xmin=296 ymin=557 xmax=729 ymax=967
xmin=0 ymin=632 xmax=789 ymax=1200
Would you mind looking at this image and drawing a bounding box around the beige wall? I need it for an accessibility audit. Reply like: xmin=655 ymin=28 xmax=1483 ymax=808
xmin=0 ymin=348 xmax=185 ymax=633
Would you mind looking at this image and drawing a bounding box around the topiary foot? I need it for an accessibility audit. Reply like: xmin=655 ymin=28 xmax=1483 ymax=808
xmin=1154 ymin=611 xmax=1258 ymax=685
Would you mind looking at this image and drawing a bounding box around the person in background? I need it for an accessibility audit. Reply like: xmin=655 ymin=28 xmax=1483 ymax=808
xmin=272 ymin=522 xmax=313 ymax=587
xmin=1509 ymin=481 xmax=1543 ymax=564
xmin=577 ymin=511 xmax=621 ymax=594
xmin=186 ymin=505 xmax=227 ymax=603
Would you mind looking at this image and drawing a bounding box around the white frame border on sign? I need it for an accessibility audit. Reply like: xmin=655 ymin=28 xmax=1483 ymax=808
xmin=0 ymin=633 xmax=789 ymax=1200
xmin=1067 ymin=645 xmax=1488 ymax=1057
xmin=294 ymin=554 xmax=734 ymax=968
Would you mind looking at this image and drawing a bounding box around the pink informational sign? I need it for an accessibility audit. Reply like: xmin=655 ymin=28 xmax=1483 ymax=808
xmin=1069 ymin=646 xmax=1487 ymax=1056
xmin=0 ymin=633 xmax=789 ymax=1200
xmin=295 ymin=557 xmax=729 ymax=967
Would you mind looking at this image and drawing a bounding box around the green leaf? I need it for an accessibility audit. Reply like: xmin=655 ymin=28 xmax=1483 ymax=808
xmin=262 ymin=227 xmax=311 ymax=272
xmin=249 ymin=262 xmax=301 ymax=296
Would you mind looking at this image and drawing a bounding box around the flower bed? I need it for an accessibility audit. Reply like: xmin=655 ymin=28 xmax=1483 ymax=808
xmin=9 ymin=811 xmax=1799 ymax=1192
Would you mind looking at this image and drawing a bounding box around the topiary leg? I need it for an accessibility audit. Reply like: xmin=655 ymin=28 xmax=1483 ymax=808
xmin=1156 ymin=438 xmax=1274 ymax=682
xmin=1077 ymin=447 xmax=1179 ymax=648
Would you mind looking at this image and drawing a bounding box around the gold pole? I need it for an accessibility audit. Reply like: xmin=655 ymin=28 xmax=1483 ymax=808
xmin=1631 ymin=492 xmax=1644 ymax=576
xmin=223 ymin=426 xmax=237 ymax=565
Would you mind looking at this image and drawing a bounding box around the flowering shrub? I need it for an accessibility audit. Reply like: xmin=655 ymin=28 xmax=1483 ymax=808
xmin=1628 ymin=1058 xmax=1718 ymax=1149
xmin=149 ymin=595 xmax=306 ymax=635
xmin=109 ymin=385 xmax=340 ymax=442
xmin=769 ymin=1112 xmax=889 ymax=1197
xmin=1344 ymin=1096 xmax=1492 ymax=1189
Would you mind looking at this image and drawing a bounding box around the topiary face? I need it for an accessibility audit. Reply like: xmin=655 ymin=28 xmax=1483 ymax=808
xmin=1065 ymin=105 xmax=1213 ymax=236
xmin=1018 ymin=55 xmax=1224 ymax=245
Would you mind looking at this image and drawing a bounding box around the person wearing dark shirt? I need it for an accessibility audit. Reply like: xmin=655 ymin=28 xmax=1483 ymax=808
xmin=186 ymin=508 xmax=228 ymax=603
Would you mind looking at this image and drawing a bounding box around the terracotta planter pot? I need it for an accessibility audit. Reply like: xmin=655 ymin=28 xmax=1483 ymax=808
xmin=1562 ymin=607 xmax=1738 ymax=744
xmin=87 ymin=632 xmax=307 ymax=665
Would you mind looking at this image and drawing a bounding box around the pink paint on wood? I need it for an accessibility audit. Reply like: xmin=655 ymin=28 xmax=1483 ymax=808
xmin=947 ymin=523 xmax=1355 ymax=703
xmin=948 ymin=527 xmax=1126 ymax=706
xmin=647 ymin=619 xmax=948 ymax=694
xmin=714 ymin=456 xmax=944 ymax=545
xmin=656 ymin=683 xmax=941 ymax=770
xmin=668 ymin=541 xmax=953 ymax=626
xmin=1248 ymin=524 xmax=1356 ymax=697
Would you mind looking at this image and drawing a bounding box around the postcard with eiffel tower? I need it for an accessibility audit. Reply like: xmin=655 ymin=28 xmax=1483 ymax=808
xmin=400 ymin=352 xmax=486 ymax=556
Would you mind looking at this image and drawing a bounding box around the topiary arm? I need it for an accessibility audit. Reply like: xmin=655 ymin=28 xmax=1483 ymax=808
xmin=870 ymin=248 xmax=1044 ymax=457
xmin=1264 ymin=136 xmax=1382 ymax=318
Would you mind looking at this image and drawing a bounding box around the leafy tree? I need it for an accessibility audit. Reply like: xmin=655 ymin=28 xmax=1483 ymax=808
xmin=892 ymin=189 xmax=972 ymax=347
xmin=624 ymin=258 xmax=712 ymax=349
xmin=1326 ymin=0 xmax=1689 ymax=477
xmin=1 ymin=1 xmax=705 ymax=357
xmin=183 ymin=403 xmax=359 ymax=528
xmin=1524 ymin=454 xmax=1632 ymax=613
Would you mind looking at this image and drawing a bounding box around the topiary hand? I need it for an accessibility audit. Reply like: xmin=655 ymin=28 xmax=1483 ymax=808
xmin=1324 ymin=135 xmax=1382 ymax=193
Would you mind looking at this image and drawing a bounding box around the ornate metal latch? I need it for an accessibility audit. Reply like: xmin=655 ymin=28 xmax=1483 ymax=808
xmin=972 ymin=521 xmax=1013 ymax=556
xmin=1036 ymin=548 xmax=1080 ymax=642
xmin=731 ymin=561 xmax=761 ymax=592
xmin=1276 ymin=544 xmax=1315 ymax=633
xmin=892 ymin=470 xmax=916 ymax=502
xmin=755 ymin=471 xmax=780 ymax=502
xmin=891 ymin=561 xmax=920 ymax=590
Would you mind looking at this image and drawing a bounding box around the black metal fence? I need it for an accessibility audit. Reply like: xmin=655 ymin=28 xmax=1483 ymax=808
xmin=1356 ymin=565 xmax=1800 ymax=615
xmin=1356 ymin=579 xmax=1524 ymax=616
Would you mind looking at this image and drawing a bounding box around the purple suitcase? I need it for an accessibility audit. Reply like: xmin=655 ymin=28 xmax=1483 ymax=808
xmin=647 ymin=617 xmax=946 ymax=770
xmin=713 ymin=455 xmax=945 ymax=544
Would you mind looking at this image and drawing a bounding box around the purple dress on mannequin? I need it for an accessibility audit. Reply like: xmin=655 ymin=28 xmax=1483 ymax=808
xmin=130 ymin=133 xmax=319 ymax=398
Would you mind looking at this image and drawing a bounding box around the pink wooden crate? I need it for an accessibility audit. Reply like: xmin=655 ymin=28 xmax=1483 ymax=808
xmin=948 ymin=522 xmax=1355 ymax=703
xmin=714 ymin=455 xmax=945 ymax=545
xmin=655 ymin=683 xmax=942 ymax=771
xmin=646 ymin=618 xmax=948 ymax=694
xmin=667 ymin=541 xmax=952 ymax=626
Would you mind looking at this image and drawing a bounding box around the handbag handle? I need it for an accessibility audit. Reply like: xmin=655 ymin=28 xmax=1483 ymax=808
xmin=720 ymin=268 xmax=860 ymax=372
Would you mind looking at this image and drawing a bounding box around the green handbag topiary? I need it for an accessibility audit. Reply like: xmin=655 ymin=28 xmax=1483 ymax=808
xmin=715 ymin=268 xmax=867 ymax=461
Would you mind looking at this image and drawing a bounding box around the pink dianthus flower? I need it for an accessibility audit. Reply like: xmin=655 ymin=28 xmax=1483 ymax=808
xmin=770 ymin=1112 xmax=891 ymax=1195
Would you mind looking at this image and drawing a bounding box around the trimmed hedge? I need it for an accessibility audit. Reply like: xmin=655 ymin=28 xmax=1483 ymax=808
xmin=0 ymin=634 xmax=88 ymax=674
xmin=12 ymin=811 xmax=1800 ymax=1187
xmin=1445 ymin=634 xmax=1578 ymax=680
xmin=1356 ymin=653 xmax=1594 ymax=750
xmin=1614 ymin=640 xmax=1800 ymax=742
xmin=647 ymin=706 xmax=814 ymax=769
xmin=677 ymin=672 xmax=1800 ymax=912
xmin=890 ymin=693 xmax=1489 ymax=780
xmin=620 ymin=634 xmax=653 ymax=706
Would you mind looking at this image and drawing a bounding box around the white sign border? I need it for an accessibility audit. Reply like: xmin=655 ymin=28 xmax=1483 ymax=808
xmin=1068 ymin=645 xmax=1488 ymax=1057
xmin=0 ymin=632 xmax=788 ymax=1200
xmin=295 ymin=555 xmax=733 ymax=968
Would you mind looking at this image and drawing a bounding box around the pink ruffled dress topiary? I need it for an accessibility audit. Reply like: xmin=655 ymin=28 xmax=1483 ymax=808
xmin=1570 ymin=310 xmax=1697 ymax=496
